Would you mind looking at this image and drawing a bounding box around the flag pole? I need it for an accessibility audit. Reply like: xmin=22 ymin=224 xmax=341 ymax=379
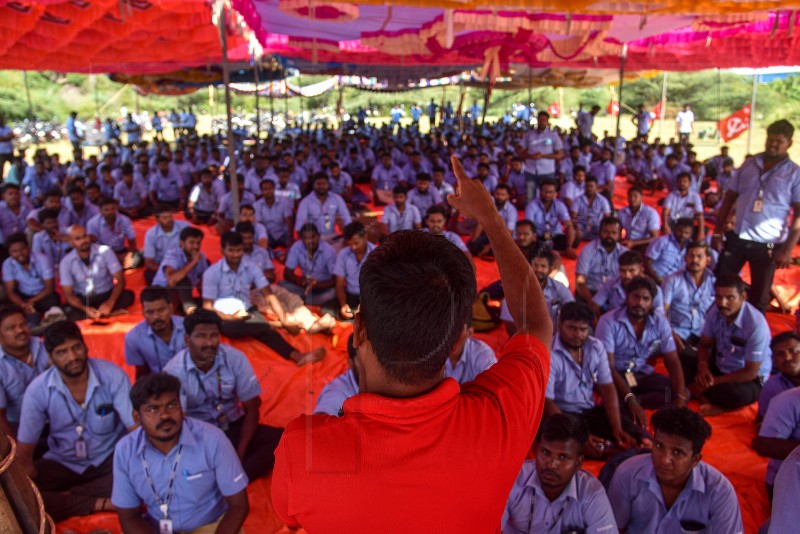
xmin=658 ymin=71 xmax=668 ymax=139
xmin=614 ymin=44 xmax=627 ymax=157
xmin=747 ymin=73 xmax=758 ymax=155
xmin=217 ymin=2 xmax=240 ymax=224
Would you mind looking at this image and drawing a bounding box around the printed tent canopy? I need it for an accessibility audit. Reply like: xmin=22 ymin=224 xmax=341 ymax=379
xmin=0 ymin=0 xmax=252 ymax=73
xmin=234 ymin=2 xmax=800 ymax=72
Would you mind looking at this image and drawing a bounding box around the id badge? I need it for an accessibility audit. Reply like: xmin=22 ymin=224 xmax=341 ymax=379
xmin=159 ymin=518 xmax=174 ymax=534
xmin=753 ymin=198 xmax=764 ymax=213
xmin=625 ymin=370 xmax=638 ymax=388
xmin=75 ymin=439 xmax=88 ymax=459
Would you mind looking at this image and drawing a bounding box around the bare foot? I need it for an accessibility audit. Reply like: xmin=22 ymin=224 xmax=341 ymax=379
xmin=699 ymin=403 xmax=725 ymax=417
xmin=294 ymin=347 xmax=326 ymax=366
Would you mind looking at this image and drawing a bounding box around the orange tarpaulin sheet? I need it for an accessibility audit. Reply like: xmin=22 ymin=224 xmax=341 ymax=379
xmin=57 ymin=177 xmax=798 ymax=534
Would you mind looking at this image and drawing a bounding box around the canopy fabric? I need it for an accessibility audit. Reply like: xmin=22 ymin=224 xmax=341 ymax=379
xmin=234 ymin=2 xmax=800 ymax=72
xmin=0 ymin=0 xmax=252 ymax=73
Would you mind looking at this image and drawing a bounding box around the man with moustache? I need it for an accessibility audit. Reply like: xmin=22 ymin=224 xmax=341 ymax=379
xmin=124 ymin=287 xmax=186 ymax=380
xmin=295 ymin=173 xmax=352 ymax=242
xmin=16 ymin=321 xmax=135 ymax=521
xmin=112 ymin=373 xmax=249 ymax=534
xmin=591 ymin=250 xmax=664 ymax=318
xmin=645 ymin=218 xmax=695 ymax=284
xmin=575 ymin=217 xmax=628 ymax=303
xmin=153 ymin=226 xmax=209 ymax=315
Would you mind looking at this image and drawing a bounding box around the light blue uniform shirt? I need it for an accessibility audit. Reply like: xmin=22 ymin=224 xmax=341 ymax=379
xmin=758 ymin=373 xmax=796 ymax=419
xmin=143 ymin=220 xmax=190 ymax=264
xmin=504 ymin=462 xmax=617 ymax=534
xmin=254 ymin=197 xmax=292 ymax=243
xmin=769 ymin=444 xmax=800 ymax=533
xmin=314 ymin=369 xmax=359 ymax=416
xmin=523 ymin=128 xmax=563 ymax=175
xmin=407 ymin=188 xmax=443 ymax=216
xmin=31 ymin=230 xmax=69 ymax=271
xmin=657 ymin=162 xmax=691 ymax=192
xmin=86 ymin=213 xmax=135 ymax=252
xmin=124 ymin=316 xmax=186 ymax=374
xmin=201 ymin=258 xmax=269 ymax=309
xmin=759 ymin=387 xmax=800 ymax=484
xmin=663 ymin=191 xmax=703 ymax=223
xmin=595 ymin=306 xmax=676 ymax=375
xmin=618 ymin=204 xmax=661 ymax=241
xmin=285 ymin=240 xmax=337 ymax=283
xmin=112 ymin=417 xmax=248 ymax=531
xmin=328 ymin=172 xmax=353 ymax=196
xmin=59 ymin=202 xmax=100 ymax=230
xmin=371 ymin=164 xmax=404 ymax=190
xmin=382 ymin=203 xmax=422 ymax=233
xmin=334 ymin=242 xmax=376 ymax=295
xmin=244 ymin=247 xmax=274 ymax=274
xmin=592 ymin=276 xmax=665 ymax=316
xmin=0 ymin=338 xmax=49 ymax=424
xmin=546 ymin=335 xmax=613 ymax=413
xmin=576 ymin=240 xmax=628 ymax=293
xmin=571 ymin=194 xmax=611 ymax=239
xmin=59 ymin=243 xmax=122 ymax=296
xmin=496 ymin=201 xmax=518 ymax=232
xmin=164 ymin=344 xmax=262 ymax=426
xmin=701 ymin=301 xmax=772 ymax=379
xmin=188 ymin=184 xmax=220 ymax=213
xmin=501 ymin=278 xmax=574 ymax=328
xmin=646 ymin=234 xmax=687 ymax=280
xmin=443 ymin=337 xmax=496 ymax=384
xmin=559 ymin=179 xmax=584 ymax=205
xmin=217 ymin=191 xmax=256 ymax=220
xmin=662 ymin=269 xmax=716 ymax=339
xmin=729 ymin=154 xmax=800 ymax=244
xmin=149 ymin=170 xmax=183 ymax=202
xmin=18 ymin=359 xmax=134 ymax=473
xmin=153 ymin=248 xmax=209 ymax=287
xmin=589 ymin=160 xmax=617 ymax=188
xmin=524 ymin=199 xmax=571 ymax=237
xmin=2 ymin=252 xmax=53 ymax=296
xmin=295 ymin=193 xmax=352 ymax=237
xmin=0 ymin=203 xmax=32 ymax=238
xmin=608 ymin=453 xmax=743 ymax=534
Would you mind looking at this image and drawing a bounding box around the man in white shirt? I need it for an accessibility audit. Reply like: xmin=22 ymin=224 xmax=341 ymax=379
xmin=0 ymin=114 xmax=14 ymax=180
xmin=676 ymin=104 xmax=695 ymax=143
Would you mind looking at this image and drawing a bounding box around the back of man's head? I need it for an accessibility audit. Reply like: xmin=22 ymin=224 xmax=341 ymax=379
xmin=359 ymin=231 xmax=475 ymax=385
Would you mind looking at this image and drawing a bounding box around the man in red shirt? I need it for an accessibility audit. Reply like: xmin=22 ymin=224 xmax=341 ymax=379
xmin=272 ymin=155 xmax=553 ymax=533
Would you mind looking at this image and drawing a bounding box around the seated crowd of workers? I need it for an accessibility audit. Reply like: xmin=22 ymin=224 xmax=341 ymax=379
xmin=0 ymin=108 xmax=798 ymax=533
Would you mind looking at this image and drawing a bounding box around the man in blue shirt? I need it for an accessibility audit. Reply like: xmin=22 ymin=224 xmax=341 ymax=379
xmin=86 ymin=196 xmax=138 ymax=259
xmin=769 ymin=443 xmax=800 ymax=533
xmin=468 ymin=184 xmax=518 ymax=259
xmin=381 ymin=185 xmax=422 ymax=234
xmin=618 ymin=186 xmax=661 ymax=254
xmin=590 ymin=249 xmax=664 ymax=318
xmin=16 ymin=321 xmax=135 ymax=521
xmin=758 ymin=332 xmax=800 ymax=422
xmin=686 ymin=274 xmax=772 ymax=415
xmin=713 ymin=120 xmax=800 ymax=312
xmin=663 ymin=172 xmax=705 ymax=238
xmin=503 ymin=414 xmax=617 ymax=533
xmin=255 ymin=178 xmax=293 ymax=250
xmin=280 ymin=223 xmax=338 ymax=306
xmin=113 ymin=373 xmax=249 ymax=533
xmin=524 ymin=178 xmax=577 ymax=258
xmin=164 ymin=310 xmax=284 ymax=481
xmin=645 ymin=218 xmax=694 ymax=284
xmin=113 ymin=163 xmax=148 ymax=220
xmin=371 ymin=153 xmax=404 ymax=205
xmin=0 ymin=183 xmax=31 ymax=239
xmin=575 ymin=217 xmax=628 ymax=302
xmin=0 ymin=304 xmax=49 ymax=438
xmin=125 ymin=287 xmax=186 ymax=380
xmin=328 ymin=222 xmax=375 ymax=321
xmin=754 ymin=385 xmax=800 ymax=499
xmin=203 ymin=232 xmax=324 ymax=365
xmin=31 ymin=208 xmax=69 ymax=270
xmin=142 ymin=206 xmax=190 ymax=285
xmin=663 ymin=240 xmax=716 ymax=359
xmin=501 ymin=251 xmax=573 ymax=332
xmin=657 ymin=153 xmax=691 ymax=192
xmin=2 ymin=232 xmax=60 ymax=326
xmin=596 ymin=277 xmax=687 ymax=428
xmin=59 ymin=225 xmax=135 ymax=322
xmin=149 ymin=156 xmax=185 ymax=210
xmin=153 ymin=226 xmax=209 ymax=314
xmin=295 ymin=174 xmax=352 ymax=241
xmin=571 ymin=176 xmax=612 ymax=242
xmin=608 ymin=407 xmax=743 ymax=534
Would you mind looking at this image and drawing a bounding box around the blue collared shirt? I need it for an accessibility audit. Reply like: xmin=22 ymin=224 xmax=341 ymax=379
xmin=164 ymin=345 xmax=262 ymax=425
xmin=504 ymin=461 xmax=617 ymax=534
xmin=608 ymin=454 xmax=743 ymax=534
xmin=59 ymin=202 xmax=100 ymax=230
xmin=188 ymin=184 xmax=220 ymax=213
xmin=149 ymin=170 xmax=183 ymax=202
xmin=546 ymin=335 xmax=613 ymax=413
xmin=314 ymin=369 xmax=359 ymax=416
xmin=244 ymin=247 xmax=274 ymax=274
xmin=112 ymin=417 xmax=248 ymax=531
xmin=254 ymin=197 xmax=292 ymax=242
xmin=759 ymin=386 xmax=800 ymax=485
xmin=618 ymin=204 xmax=660 ymax=241
xmin=595 ymin=306 xmax=676 ymax=375
xmin=524 ymin=199 xmax=571 ymax=237
xmin=495 ymin=201 xmax=518 ymax=232
xmin=31 ymin=230 xmax=70 ymax=272
xmin=444 ymin=338 xmax=497 ymax=384
xmin=371 ymin=164 xmax=404 ymax=189
xmin=2 ymin=252 xmax=53 ymax=296
xmin=201 ymin=258 xmax=269 ymax=309
xmin=217 ymin=191 xmax=256 ymax=220
xmin=407 ymin=188 xmax=443 ymax=215
xmin=662 ymin=269 xmax=716 ymax=339
xmin=663 ymin=191 xmax=703 ymax=223
xmin=0 ymin=203 xmax=32 ymax=238
xmin=86 ymin=213 xmax=135 ymax=251
xmin=592 ymin=276 xmax=665 ymax=316
xmin=334 ymin=242 xmax=376 ymax=295
xmin=18 ymin=358 xmax=134 ymax=473
xmin=523 ymin=128 xmax=563 ymax=175
xmin=124 ymin=316 xmax=186 ymax=373
xmin=295 ymin=193 xmax=352 ymax=237
xmin=769 ymin=444 xmax=800 ymax=533
xmin=328 ymin=172 xmax=353 ymax=196
xmin=143 ymin=220 xmax=190 ymax=264
xmin=501 ymin=278 xmax=574 ymax=328
xmin=576 ymin=240 xmax=628 ymax=293
xmin=559 ymin=180 xmax=584 ymax=205
xmin=701 ymin=301 xmax=772 ymax=379
xmin=657 ymin=162 xmax=691 ymax=192
xmin=758 ymin=373 xmax=796 ymax=419
xmin=382 ymin=203 xmax=422 ymax=233
xmin=646 ymin=234 xmax=686 ymax=280
xmin=589 ymin=160 xmax=616 ymax=187
xmin=0 ymin=337 xmax=49 ymax=424
xmin=730 ymin=154 xmax=800 ymax=243
xmin=59 ymin=243 xmax=122 ymax=296
xmin=152 ymin=248 xmax=209 ymax=287
xmin=571 ymin=194 xmax=611 ymax=238
xmin=285 ymin=240 xmax=337 ymax=283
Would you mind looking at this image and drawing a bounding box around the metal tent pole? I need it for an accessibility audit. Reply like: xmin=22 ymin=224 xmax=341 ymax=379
xmin=22 ymin=72 xmax=33 ymax=118
xmin=747 ymin=73 xmax=758 ymax=155
xmin=218 ymin=3 xmax=240 ymax=224
xmin=614 ymin=44 xmax=627 ymax=156
xmin=658 ymin=71 xmax=668 ymax=139
xmin=254 ymin=59 xmax=261 ymax=146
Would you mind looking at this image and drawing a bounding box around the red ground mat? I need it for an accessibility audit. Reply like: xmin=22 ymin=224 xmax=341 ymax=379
xmin=56 ymin=177 xmax=799 ymax=533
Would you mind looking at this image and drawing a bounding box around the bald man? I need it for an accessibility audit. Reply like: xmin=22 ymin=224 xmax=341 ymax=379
xmin=59 ymin=225 xmax=134 ymax=321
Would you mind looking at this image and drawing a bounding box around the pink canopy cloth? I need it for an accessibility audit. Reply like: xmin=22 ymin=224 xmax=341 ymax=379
xmin=0 ymin=0 xmax=251 ymax=74
xmin=234 ymin=2 xmax=800 ymax=72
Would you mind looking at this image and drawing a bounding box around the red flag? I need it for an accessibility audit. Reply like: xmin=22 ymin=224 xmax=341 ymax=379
xmin=652 ymin=100 xmax=663 ymax=119
xmin=547 ymin=102 xmax=561 ymax=117
xmin=717 ymin=105 xmax=751 ymax=142
xmin=607 ymin=99 xmax=620 ymax=116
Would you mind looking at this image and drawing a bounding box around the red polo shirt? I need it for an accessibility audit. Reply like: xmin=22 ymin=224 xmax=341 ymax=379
xmin=272 ymin=333 xmax=549 ymax=533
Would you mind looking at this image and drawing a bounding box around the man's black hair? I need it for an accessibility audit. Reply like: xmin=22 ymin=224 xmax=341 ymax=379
xmin=573 ymin=164 xmax=586 ymax=175
xmin=628 ymin=186 xmax=644 ymax=196
xmin=221 ymin=231 xmax=243 ymax=249
xmin=767 ymin=119 xmax=794 ymax=140
xmin=515 ymin=219 xmax=536 ymax=233
xmin=619 ymin=250 xmax=643 ymax=267
xmin=359 ymin=231 xmax=475 ymax=385
xmin=416 ymin=173 xmax=431 ymax=182
xmin=235 ymin=221 xmax=255 ymax=235
xmin=674 ymin=217 xmax=694 ymax=229
xmin=772 ymin=331 xmax=800 ymax=350
xmin=343 ymin=221 xmax=366 ymax=241
xmin=585 ymin=175 xmax=598 ymax=184
xmin=5 ymin=232 xmax=28 ymax=250
xmin=540 ymin=178 xmax=558 ymax=190
xmin=426 ymin=205 xmax=448 ymax=219
xmin=140 ymin=285 xmax=171 ymax=306
xmin=44 ymin=321 xmax=85 ymax=354
xmin=97 ymin=196 xmax=116 ymax=208
xmin=0 ymin=303 xmax=26 ymax=328
xmin=298 ymin=222 xmax=320 ymax=236
xmin=714 ymin=273 xmax=746 ymax=295
xmin=130 ymin=373 xmax=182 ymax=411
xmin=686 ymin=240 xmax=709 ymax=254
xmin=44 ymin=188 xmax=62 ymax=199
xmin=625 ymin=276 xmax=657 ymax=299
xmin=494 ymin=183 xmax=512 ymax=195
xmin=1 ymin=182 xmax=20 ymax=194
xmin=392 ymin=185 xmax=409 ymax=196
xmin=600 ymin=216 xmax=621 ymax=229
xmin=37 ymin=207 xmax=60 ymax=224
xmin=559 ymin=302 xmax=595 ymax=326
xmin=540 ymin=413 xmax=590 ymax=448
xmin=651 ymin=406 xmax=712 ymax=454
xmin=180 ymin=226 xmax=203 ymax=242
xmin=184 ymin=308 xmax=222 ymax=335
xmin=532 ymin=249 xmax=554 ymax=268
